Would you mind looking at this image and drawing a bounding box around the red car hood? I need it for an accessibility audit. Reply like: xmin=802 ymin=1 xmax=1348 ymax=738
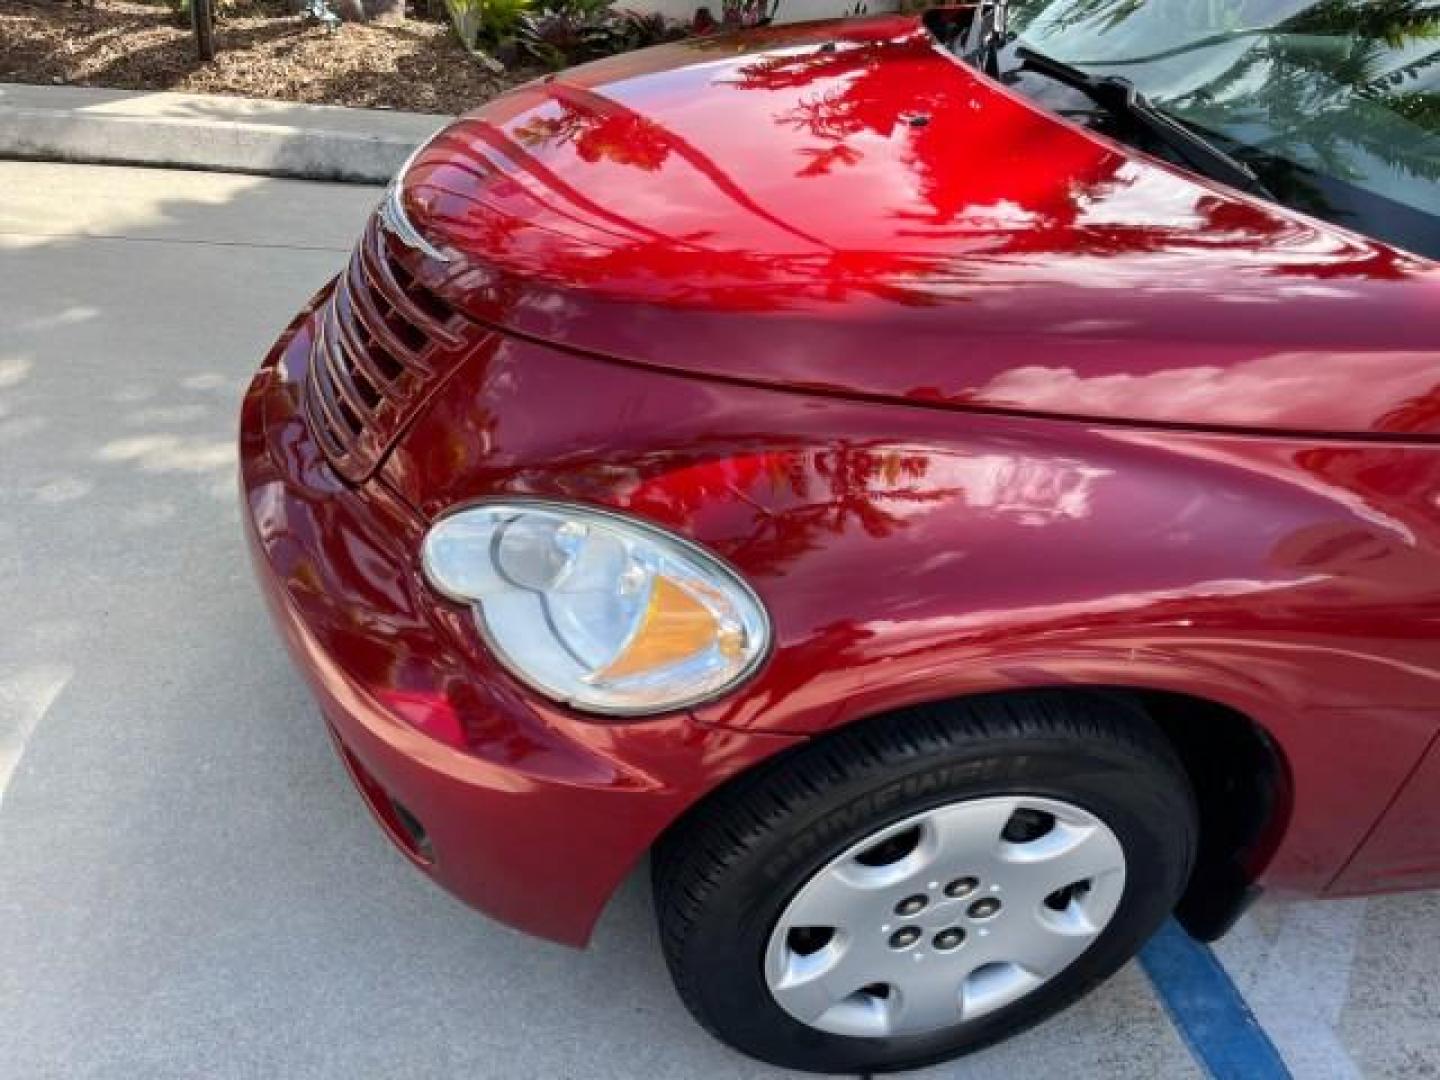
xmin=404 ymin=16 xmax=1440 ymax=438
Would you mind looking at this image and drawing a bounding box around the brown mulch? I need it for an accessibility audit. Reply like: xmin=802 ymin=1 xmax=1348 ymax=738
xmin=0 ymin=0 xmax=540 ymax=114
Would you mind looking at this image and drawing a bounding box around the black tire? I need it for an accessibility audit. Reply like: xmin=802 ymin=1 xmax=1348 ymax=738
xmin=192 ymin=0 xmax=215 ymax=61
xmin=653 ymin=691 xmax=1198 ymax=1074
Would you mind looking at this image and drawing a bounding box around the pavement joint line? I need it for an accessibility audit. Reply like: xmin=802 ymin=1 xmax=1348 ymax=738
xmin=1139 ymin=918 xmax=1292 ymax=1079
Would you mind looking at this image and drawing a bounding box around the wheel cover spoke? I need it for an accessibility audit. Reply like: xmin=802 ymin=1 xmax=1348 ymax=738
xmin=922 ymin=797 xmax=1024 ymax=880
xmin=765 ymin=795 xmax=1127 ymax=1037
xmin=1002 ymin=819 xmax=1125 ymax=898
xmin=767 ymin=932 xmax=897 ymax=1035
xmin=1001 ymin=910 xmax=1101 ymax=977
xmin=779 ymin=865 xmax=884 ymax=928
xmin=892 ymin=970 xmax=965 ymax=1033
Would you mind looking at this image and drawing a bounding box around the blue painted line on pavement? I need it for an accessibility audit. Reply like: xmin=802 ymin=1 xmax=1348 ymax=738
xmin=1139 ymin=918 xmax=1291 ymax=1080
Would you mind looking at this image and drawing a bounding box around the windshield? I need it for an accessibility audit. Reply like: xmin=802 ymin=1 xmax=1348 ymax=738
xmin=1010 ymin=0 xmax=1440 ymax=258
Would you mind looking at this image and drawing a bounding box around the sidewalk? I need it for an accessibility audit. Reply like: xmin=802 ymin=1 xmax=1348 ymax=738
xmin=0 ymin=83 xmax=449 ymax=183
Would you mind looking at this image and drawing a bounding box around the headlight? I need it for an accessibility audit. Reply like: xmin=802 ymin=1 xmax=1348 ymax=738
xmin=421 ymin=501 xmax=770 ymax=715
xmin=378 ymin=140 xmax=450 ymax=263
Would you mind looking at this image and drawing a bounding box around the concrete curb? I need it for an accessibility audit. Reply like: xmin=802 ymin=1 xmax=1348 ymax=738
xmin=0 ymin=83 xmax=451 ymax=184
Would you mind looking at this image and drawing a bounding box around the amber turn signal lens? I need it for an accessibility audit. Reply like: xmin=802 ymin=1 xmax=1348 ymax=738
xmin=600 ymin=577 xmax=734 ymax=680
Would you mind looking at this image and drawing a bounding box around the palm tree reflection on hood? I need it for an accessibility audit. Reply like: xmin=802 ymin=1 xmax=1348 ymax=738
xmin=418 ymin=15 xmax=1430 ymax=318
xmin=1021 ymin=0 xmax=1440 ymax=227
xmin=727 ymin=36 xmax=1140 ymax=236
xmin=513 ymin=97 xmax=673 ymax=171
xmin=724 ymin=33 xmax=1375 ymax=272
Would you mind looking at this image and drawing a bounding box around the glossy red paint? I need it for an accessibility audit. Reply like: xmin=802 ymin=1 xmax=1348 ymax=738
xmin=242 ymin=16 xmax=1440 ymax=945
xmin=381 ymin=330 xmax=1440 ymax=898
xmin=404 ymin=17 xmax=1440 ymax=436
xmin=241 ymin=298 xmax=803 ymax=945
xmin=1332 ymin=729 xmax=1440 ymax=895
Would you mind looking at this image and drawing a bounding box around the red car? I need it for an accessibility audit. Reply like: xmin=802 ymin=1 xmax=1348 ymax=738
xmin=241 ymin=1 xmax=1440 ymax=1072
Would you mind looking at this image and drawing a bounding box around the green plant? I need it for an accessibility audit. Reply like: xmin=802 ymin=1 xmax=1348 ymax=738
xmin=561 ymin=0 xmax=617 ymax=16
xmin=514 ymin=0 xmax=684 ymax=69
xmin=446 ymin=0 xmax=687 ymax=69
xmin=720 ymin=0 xmax=777 ymax=26
xmin=516 ymin=4 xmax=620 ymax=68
xmin=446 ymin=0 xmax=535 ymax=52
xmin=614 ymin=8 xmax=686 ymax=50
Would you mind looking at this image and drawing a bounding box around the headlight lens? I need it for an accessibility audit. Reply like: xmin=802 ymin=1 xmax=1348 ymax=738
xmin=421 ymin=502 xmax=770 ymax=715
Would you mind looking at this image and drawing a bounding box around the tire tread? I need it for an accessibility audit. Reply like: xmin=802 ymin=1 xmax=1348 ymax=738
xmin=653 ymin=690 xmax=1193 ymax=1056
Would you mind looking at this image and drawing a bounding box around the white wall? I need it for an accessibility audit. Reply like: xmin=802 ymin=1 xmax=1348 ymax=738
xmin=772 ymin=0 xmax=897 ymax=23
xmin=633 ymin=0 xmax=899 ymax=25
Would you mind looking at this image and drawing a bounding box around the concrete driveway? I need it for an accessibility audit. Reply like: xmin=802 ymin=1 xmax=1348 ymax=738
xmin=1 ymin=161 xmax=1435 ymax=1080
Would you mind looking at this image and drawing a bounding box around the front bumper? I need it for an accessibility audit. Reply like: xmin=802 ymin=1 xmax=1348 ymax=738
xmin=239 ymin=291 xmax=799 ymax=945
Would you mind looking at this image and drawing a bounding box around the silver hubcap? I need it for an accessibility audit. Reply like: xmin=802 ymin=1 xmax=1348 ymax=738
xmin=764 ymin=796 xmax=1126 ymax=1038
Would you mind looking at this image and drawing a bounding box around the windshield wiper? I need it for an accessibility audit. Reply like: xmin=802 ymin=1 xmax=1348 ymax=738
xmin=1014 ymin=45 xmax=1272 ymax=199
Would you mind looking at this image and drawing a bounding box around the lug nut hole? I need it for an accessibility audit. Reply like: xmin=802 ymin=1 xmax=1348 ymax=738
xmin=968 ymin=897 xmax=1002 ymax=920
xmin=894 ymin=894 xmax=928 ymax=917
xmin=944 ymin=876 xmax=980 ymax=899
xmin=933 ymin=927 xmax=966 ymax=951
xmin=889 ymin=926 xmax=922 ymax=950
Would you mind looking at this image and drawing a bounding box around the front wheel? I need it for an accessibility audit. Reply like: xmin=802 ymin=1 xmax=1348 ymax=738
xmin=653 ymin=692 xmax=1197 ymax=1074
